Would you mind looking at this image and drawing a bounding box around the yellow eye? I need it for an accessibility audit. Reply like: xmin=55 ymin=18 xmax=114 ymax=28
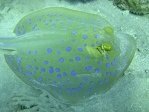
xmin=102 ymin=43 xmax=112 ymax=51
xmin=95 ymin=43 xmax=112 ymax=56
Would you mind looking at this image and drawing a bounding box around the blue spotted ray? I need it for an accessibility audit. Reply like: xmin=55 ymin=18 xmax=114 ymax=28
xmin=0 ymin=7 xmax=136 ymax=104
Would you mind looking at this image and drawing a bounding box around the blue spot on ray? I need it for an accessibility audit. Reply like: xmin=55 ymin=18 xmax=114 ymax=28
xmin=32 ymin=24 xmax=39 ymax=31
xmin=98 ymin=61 xmax=102 ymax=66
xmin=49 ymin=67 xmax=54 ymax=74
xmin=106 ymin=63 xmax=111 ymax=68
xmin=72 ymin=30 xmax=77 ymax=36
xmin=62 ymin=72 xmax=67 ymax=76
xmin=55 ymin=68 xmax=60 ymax=72
xmin=106 ymin=55 xmax=110 ymax=60
xmin=77 ymin=47 xmax=83 ymax=52
xmin=57 ymin=74 xmax=62 ymax=79
xmin=106 ymin=71 xmax=117 ymax=77
xmin=26 ymin=18 xmax=32 ymax=24
xmin=106 ymin=71 xmax=112 ymax=76
xmin=26 ymin=65 xmax=32 ymax=70
xmin=27 ymin=50 xmax=31 ymax=54
xmin=16 ymin=57 xmax=22 ymax=64
xmin=26 ymin=50 xmax=37 ymax=55
xmin=82 ymin=34 xmax=88 ymax=40
xmin=75 ymin=56 xmax=81 ymax=61
xmin=43 ymin=60 xmax=49 ymax=65
xmin=47 ymin=48 xmax=52 ymax=54
xmin=95 ymin=34 xmax=100 ymax=38
xmin=98 ymin=78 xmax=109 ymax=85
xmin=32 ymin=50 xmax=37 ymax=55
xmin=95 ymin=68 xmax=100 ymax=73
xmin=66 ymin=46 xmax=72 ymax=52
xmin=37 ymin=77 xmax=43 ymax=82
xmin=85 ymin=66 xmax=93 ymax=71
xmin=71 ymin=70 xmax=77 ymax=76
xmin=59 ymin=57 xmax=64 ymax=63
xmin=40 ymin=67 xmax=46 ymax=73
xmin=111 ymin=57 xmax=118 ymax=66
xmin=25 ymin=71 xmax=33 ymax=76
xmin=18 ymin=26 xmax=26 ymax=35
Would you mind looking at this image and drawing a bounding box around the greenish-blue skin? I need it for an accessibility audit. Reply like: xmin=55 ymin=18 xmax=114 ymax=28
xmin=0 ymin=7 xmax=136 ymax=104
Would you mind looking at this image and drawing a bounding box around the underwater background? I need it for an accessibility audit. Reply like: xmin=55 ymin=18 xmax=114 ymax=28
xmin=0 ymin=0 xmax=149 ymax=112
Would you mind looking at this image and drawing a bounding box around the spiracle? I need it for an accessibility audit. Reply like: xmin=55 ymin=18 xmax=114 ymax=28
xmin=113 ymin=0 xmax=149 ymax=15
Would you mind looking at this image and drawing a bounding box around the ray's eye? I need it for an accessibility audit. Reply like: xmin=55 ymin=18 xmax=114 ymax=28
xmin=96 ymin=43 xmax=112 ymax=54
xmin=101 ymin=43 xmax=112 ymax=51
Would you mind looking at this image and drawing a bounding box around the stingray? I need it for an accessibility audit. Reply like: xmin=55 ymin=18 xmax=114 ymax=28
xmin=0 ymin=7 xmax=136 ymax=104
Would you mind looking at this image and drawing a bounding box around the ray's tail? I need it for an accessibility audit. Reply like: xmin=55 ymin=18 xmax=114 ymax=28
xmin=0 ymin=37 xmax=16 ymax=55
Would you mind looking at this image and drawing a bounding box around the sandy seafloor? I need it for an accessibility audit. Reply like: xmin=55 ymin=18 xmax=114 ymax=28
xmin=0 ymin=0 xmax=149 ymax=112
